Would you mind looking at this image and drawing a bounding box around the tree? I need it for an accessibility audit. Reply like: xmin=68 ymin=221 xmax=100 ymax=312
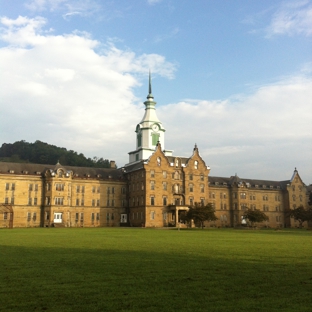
xmin=242 ymin=208 xmax=269 ymax=227
xmin=183 ymin=203 xmax=217 ymax=229
xmin=288 ymin=205 xmax=312 ymax=228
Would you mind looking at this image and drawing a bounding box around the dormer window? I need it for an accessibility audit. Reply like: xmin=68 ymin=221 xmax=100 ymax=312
xmin=9 ymin=170 xmax=14 ymax=174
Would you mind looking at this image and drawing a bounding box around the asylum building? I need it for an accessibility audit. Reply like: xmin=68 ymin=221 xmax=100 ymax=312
xmin=0 ymin=76 xmax=310 ymax=228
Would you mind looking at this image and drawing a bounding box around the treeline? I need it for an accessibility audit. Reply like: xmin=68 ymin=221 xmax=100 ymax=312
xmin=0 ymin=140 xmax=112 ymax=168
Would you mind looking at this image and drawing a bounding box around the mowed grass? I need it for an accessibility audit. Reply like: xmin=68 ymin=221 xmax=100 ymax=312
xmin=0 ymin=228 xmax=312 ymax=312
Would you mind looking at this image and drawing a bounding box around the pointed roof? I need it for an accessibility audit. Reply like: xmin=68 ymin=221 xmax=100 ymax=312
xmin=147 ymin=70 xmax=153 ymax=99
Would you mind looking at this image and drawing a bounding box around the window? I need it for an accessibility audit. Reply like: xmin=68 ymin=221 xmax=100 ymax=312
xmin=76 ymin=186 xmax=80 ymax=193
xmin=96 ymin=213 xmax=100 ymax=221
xmin=97 ymin=199 xmax=100 ymax=206
xmin=46 ymin=197 xmax=51 ymax=205
xmin=189 ymin=174 xmax=193 ymax=180
xmin=150 ymin=196 xmax=155 ymax=206
xmin=174 ymin=171 xmax=179 ymax=180
xmin=137 ymin=133 xmax=142 ymax=147
xmin=150 ymin=211 xmax=155 ymax=220
xmin=150 ymin=181 xmax=155 ymax=190
xmin=234 ymin=203 xmax=238 ymax=210
xmin=263 ymin=195 xmax=268 ymax=201
xmin=112 ymin=199 xmax=115 ymax=207
xmin=28 ymin=198 xmax=32 ymax=206
xmin=46 ymin=183 xmax=51 ymax=191
xmin=81 ymin=199 xmax=84 ymax=206
xmin=163 ymin=171 xmax=167 ymax=179
xmin=163 ymin=212 xmax=167 ymax=220
xmin=240 ymin=192 xmax=246 ymax=199
xmin=11 ymin=197 xmax=14 ymax=205
xmin=107 ymin=199 xmax=110 ymax=207
xmin=97 ymin=186 xmax=100 ymax=193
xmin=81 ymin=186 xmax=85 ymax=193
xmin=200 ymin=198 xmax=205 ymax=206
xmin=34 ymin=198 xmax=37 ymax=205
xmin=240 ymin=204 xmax=247 ymax=211
xmin=122 ymin=187 xmax=126 ymax=194
xmin=112 ymin=187 xmax=115 ymax=194
xmin=27 ymin=212 xmax=31 ymax=221
xmin=106 ymin=213 xmax=110 ymax=221
xmin=80 ymin=213 xmax=84 ymax=221
xmin=233 ymin=192 xmax=237 ymax=199
xmin=5 ymin=183 xmax=10 ymax=191
xmin=194 ymin=161 xmax=198 ymax=169
xmin=33 ymin=212 xmax=37 ymax=221
xmin=157 ymin=157 xmax=161 ymax=166
xmin=299 ymin=195 xmax=303 ymax=202
xmin=292 ymin=195 xmax=296 ymax=201
xmin=224 ymin=204 xmax=227 ymax=210
xmin=29 ymin=184 xmax=33 ymax=191
xmin=141 ymin=182 xmax=144 ymax=190
xmin=92 ymin=186 xmax=96 ymax=193
xmin=76 ymin=199 xmax=80 ymax=206
xmin=263 ymin=205 xmax=269 ymax=212
xmin=107 ymin=187 xmax=110 ymax=194
xmin=35 ymin=184 xmax=38 ymax=192
xmin=189 ymin=184 xmax=193 ymax=192
xmin=200 ymin=184 xmax=204 ymax=193
xmin=75 ymin=213 xmax=79 ymax=222
xmin=56 ymin=183 xmax=64 ymax=191
xmin=163 ymin=182 xmax=167 ymax=191
xmin=150 ymin=170 xmax=155 ymax=178
xmin=3 ymin=212 xmax=8 ymax=220
xmin=163 ymin=197 xmax=167 ymax=206
xmin=4 ymin=197 xmax=8 ymax=204
xmin=92 ymin=199 xmax=95 ymax=206
xmin=55 ymin=197 xmax=64 ymax=205
xmin=200 ymin=174 xmax=204 ymax=181
xmin=190 ymin=197 xmax=194 ymax=206
xmin=91 ymin=213 xmax=95 ymax=221
xmin=152 ymin=133 xmax=159 ymax=145
xmin=11 ymin=183 xmax=15 ymax=191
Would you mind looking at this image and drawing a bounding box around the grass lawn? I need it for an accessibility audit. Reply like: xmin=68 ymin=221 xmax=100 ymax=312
xmin=0 ymin=228 xmax=312 ymax=312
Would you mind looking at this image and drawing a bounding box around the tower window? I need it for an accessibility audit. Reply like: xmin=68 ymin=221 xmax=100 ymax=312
xmin=152 ymin=133 xmax=160 ymax=146
xmin=137 ymin=133 xmax=142 ymax=147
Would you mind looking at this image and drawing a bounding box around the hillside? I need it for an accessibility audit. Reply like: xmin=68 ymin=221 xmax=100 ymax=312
xmin=0 ymin=140 xmax=112 ymax=168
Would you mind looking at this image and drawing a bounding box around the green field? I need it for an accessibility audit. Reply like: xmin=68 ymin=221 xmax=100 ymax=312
xmin=0 ymin=228 xmax=312 ymax=312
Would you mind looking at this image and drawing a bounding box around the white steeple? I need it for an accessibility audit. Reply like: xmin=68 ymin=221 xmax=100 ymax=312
xmin=128 ymin=72 xmax=172 ymax=163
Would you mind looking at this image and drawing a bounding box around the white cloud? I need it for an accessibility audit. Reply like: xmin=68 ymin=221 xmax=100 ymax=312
xmin=0 ymin=15 xmax=176 ymax=167
xmin=266 ymin=0 xmax=312 ymax=37
xmin=158 ymin=75 xmax=312 ymax=183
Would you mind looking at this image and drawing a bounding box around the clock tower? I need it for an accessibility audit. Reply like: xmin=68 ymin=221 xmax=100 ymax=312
xmin=128 ymin=73 xmax=172 ymax=163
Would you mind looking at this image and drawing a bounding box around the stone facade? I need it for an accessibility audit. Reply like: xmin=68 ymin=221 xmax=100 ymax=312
xmin=0 ymin=77 xmax=310 ymax=228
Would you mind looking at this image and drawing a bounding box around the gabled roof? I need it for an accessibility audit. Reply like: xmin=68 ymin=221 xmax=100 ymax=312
xmin=0 ymin=162 xmax=124 ymax=180
xmin=209 ymin=175 xmax=290 ymax=190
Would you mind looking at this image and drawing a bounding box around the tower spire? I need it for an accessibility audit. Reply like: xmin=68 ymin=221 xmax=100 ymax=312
xmin=147 ymin=70 xmax=153 ymax=99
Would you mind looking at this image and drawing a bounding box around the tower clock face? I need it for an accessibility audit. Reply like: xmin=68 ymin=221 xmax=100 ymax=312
xmin=152 ymin=124 xmax=159 ymax=132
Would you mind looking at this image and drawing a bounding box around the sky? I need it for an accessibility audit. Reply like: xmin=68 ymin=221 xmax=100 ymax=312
xmin=0 ymin=0 xmax=311 ymax=184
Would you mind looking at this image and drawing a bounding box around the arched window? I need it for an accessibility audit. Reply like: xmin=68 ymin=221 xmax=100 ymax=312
xmin=194 ymin=161 xmax=198 ymax=169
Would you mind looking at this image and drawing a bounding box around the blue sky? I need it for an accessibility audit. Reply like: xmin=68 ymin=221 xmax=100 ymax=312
xmin=0 ymin=0 xmax=311 ymax=183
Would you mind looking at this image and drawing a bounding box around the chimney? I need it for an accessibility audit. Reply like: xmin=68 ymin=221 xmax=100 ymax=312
xmin=110 ymin=160 xmax=116 ymax=168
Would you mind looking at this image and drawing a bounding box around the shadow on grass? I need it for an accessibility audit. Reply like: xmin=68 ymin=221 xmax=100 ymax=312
xmin=1 ymin=242 xmax=312 ymax=312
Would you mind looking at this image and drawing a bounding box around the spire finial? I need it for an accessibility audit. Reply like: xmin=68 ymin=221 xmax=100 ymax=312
xmin=147 ymin=70 xmax=154 ymax=99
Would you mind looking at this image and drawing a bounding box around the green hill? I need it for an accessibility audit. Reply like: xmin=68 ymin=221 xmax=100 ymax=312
xmin=0 ymin=140 xmax=112 ymax=168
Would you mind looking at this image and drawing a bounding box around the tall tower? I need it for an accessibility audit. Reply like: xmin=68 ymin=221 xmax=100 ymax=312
xmin=128 ymin=73 xmax=172 ymax=163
